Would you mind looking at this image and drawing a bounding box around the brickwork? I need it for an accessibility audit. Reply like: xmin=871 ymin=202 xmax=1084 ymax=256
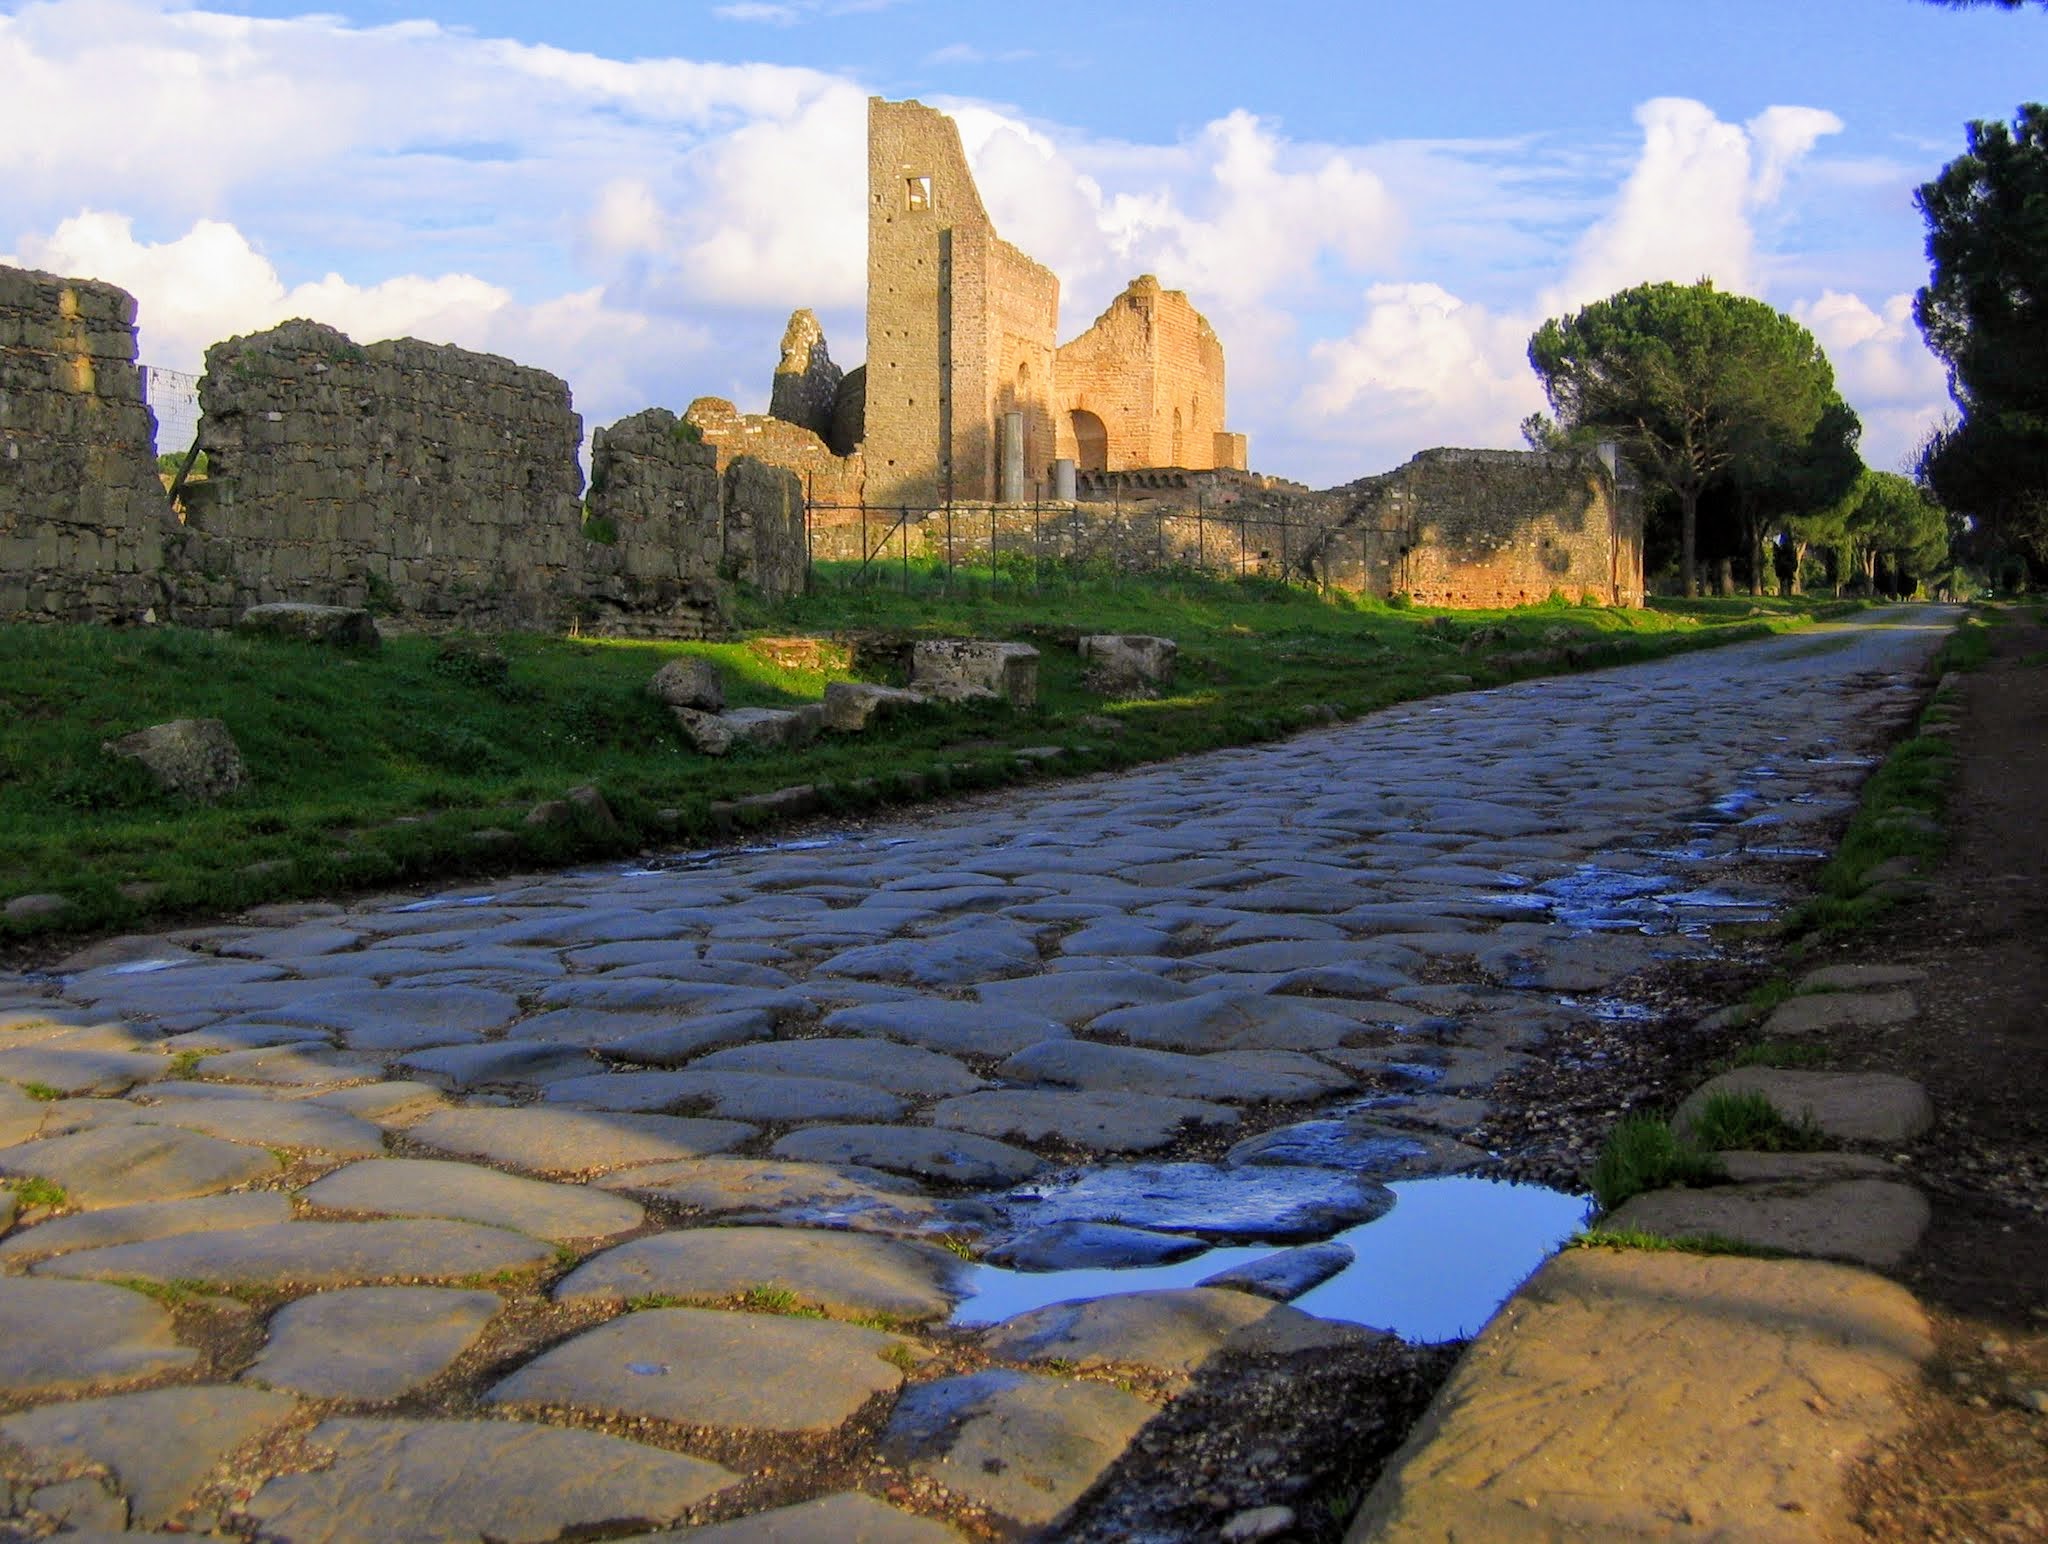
xmin=684 ymin=397 xmax=865 ymax=510
xmin=865 ymin=98 xmax=1062 ymax=507
xmin=1054 ymin=277 xmax=1240 ymax=472
xmin=0 ymin=265 xmax=177 ymax=623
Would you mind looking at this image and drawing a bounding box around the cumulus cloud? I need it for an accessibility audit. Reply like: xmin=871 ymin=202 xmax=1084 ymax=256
xmin=1795 ymin=290 xmax=1950 ymax=471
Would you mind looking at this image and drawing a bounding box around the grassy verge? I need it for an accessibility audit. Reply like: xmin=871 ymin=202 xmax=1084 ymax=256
xmin=0 ymin=580 xmax=1865 ymax=945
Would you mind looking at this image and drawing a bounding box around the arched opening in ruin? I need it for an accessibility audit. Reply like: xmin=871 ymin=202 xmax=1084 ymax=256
xmin=1071 ymin=409 xmax=1108 ymax=473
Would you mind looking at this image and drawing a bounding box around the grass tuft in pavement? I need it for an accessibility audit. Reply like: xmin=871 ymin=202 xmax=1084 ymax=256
xmin=1589 ymin=1114 xmax=1725 ymax=1213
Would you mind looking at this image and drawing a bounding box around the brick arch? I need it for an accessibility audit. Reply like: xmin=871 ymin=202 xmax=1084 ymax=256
xmin=1070 ymin=409 xmax=1108 ymax=473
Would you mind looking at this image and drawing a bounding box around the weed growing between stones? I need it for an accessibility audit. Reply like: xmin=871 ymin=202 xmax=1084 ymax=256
xmin=1588 ymin=1115 xmax=1725 ymax=1212
xmin=1687 ymin=1091 xmax=1829 ymax=1152
xmin=1 ymin=1176 xmax=66 ymax=1209
xmin=1569 ymin=1227 xmax=1790 ymax=1259
xmin=1723 ymin=1039 xmax=1833 ymax=1071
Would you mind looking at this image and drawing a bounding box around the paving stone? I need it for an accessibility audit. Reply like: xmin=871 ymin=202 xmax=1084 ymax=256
xmin=1609 ymin=1175 xmax=1932 ymax=1268
xmin=823 ymin=1000 xmax=1070 ymax=1058
xmin=0 ymin=1192 xmax=293 ymax=1261
xmin=1350 ymin=1247 xmax=1933 ymax=1540
xmin=998 ymin=1039 xmax=1341 ymax=1104
xmin=0 ymin=1044 xmax=168 ymax=1097
xmin=879 ymin=1368 xmax=1155 ymax=1527
xmin=1003 ymin=1161 xmax=1394 ymax=1242
xmin=1225 ymin=1118 xmax=1490 ymax=1178
xmin=255 ymin=987 xmax=522 ymax=1050
xmin=1763 ymin=988 xmax=1918 ymax=1037
xmin=1090 ymin=990 xmax=1365 ymax=1053
xmin=930 ymin=1089 xmax=1238 ymax=1153
xmin=490 ymin=1307 xmax=910 ymax=1434
xmin=0 ymin=1386 xmax=298 ymax=1526
xmin=817 ymin=929 xmax=1042 ymax=987
xmin=398 ymin=1040 xmax=598 ymax=1090
xmin=167 ymin=1022 xmax=335 ymax=1052
xmin=0 ymin=1278 xmax=197 ymax=1394
xmin=542 ymin=1068 xmax=905 ymax=1122
xmin=691 ymin=1038 xmax=986 ymax=1097
xmin=0 ymin=1123 xmax=276 ymax=1209
xmin=242 ymin=1417 xmax=735 ymax=1543
xmin=127 ymin=1094 xmax=388 ymax=1156
xmin=987 ymin=1220 xmax=1208 ymax=1271
xmin=310 ymin=1080 xmax=446 ymax=1124
xmin=597 ymin=1011 xmax=787 ymax=1064
xmin=533 ymin=978 xmax=810 ymax=1019
xmin=975 ymin=967 xmax=1195 ymax=1025
xmin=1796 ymin=964 xmax=1928 ymax=992
xmin=555 ymin=1226 xmax=965 ymax=1320
xmin=771 ymin=1124 xmax=1046 ymax=1185
xmin=1199 ymin=1240 xmax=1357 ymax=1301
xmin=635 ymin=1490 xmax=964 ymax=1542
xmin=406 ymin=1106 xmax=754 ymax=1176
xmin=245 ymin=1287 xmax=500 ymax=1399
xmin=981 ymin=1287 xmax=1362 ymax=1379
xmin=302 ymin=1158 xmax=645 ymax=1241
xmin=184 ymin=1045 xmax=383 ymax=1087
xmin=37 ymin=1220 xmax=555 ymax=1289
xmin=596 ymin=1157 xmax=940 ymax=1230
xmin=0 ymin=1078 xmax=47 ymax=1147
xmin=1675 ymin=1068 xmax=1935 ymax=1144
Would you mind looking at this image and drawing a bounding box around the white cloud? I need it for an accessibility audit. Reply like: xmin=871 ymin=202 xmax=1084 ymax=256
xmin=1795 ymin=289 xmax=1950 ymax=471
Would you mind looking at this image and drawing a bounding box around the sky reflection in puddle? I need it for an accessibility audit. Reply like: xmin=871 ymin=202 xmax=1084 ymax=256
xmin=953 ymin=1175 xmax=1590 ymax=1345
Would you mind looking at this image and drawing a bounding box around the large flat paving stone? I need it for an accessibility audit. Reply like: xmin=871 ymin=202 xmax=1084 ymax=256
xmin=879 ymin=1368 xmax=1156 ymax=1528
xmin=244 ymin=1287 xmax=500 ymax=1400
xmin=242 ymin=1417 xmax=735 ymax=1544
xmin=987 ymin=1220 xmax=1208 ymax=1271
xmin=405 ymin=1106 xmax=755 ymax=1176
xmin=981 ymin=1288 xmax=1369 ymax=1380
xmin=823 ymin=1000 xmax=1070 ymax=1058
xmin=770 ymin=1124 xmax=1045 ymax=1185
xmin=126 ymin=1093 xmax=388 ymax=1157
xmin=0 ymin=1386 xmax=298 ymax=1527
xmin=592 ymin=1010 xmax=787 ymax=1065
xmin=183 ymin=1045 xmax=383 ymax=1088
xmin=1001 ymin=1161 xmax=1395 ymax=1242
xmin=490 ymin=1307 xmax=910 ymax=1434
xmin=1675 ymin=1068 xmax=1934 ymax=1144
xmin=1089 ymin=990 xmax=1365 ymax=1052
xmin=0 ymin=1278 xmax=197 ymax=1394
xmin=301 ymin=1159 xmax=645 ymax=1242
xmin=255 ymin=987 xmax=523 ymax=1049
xmin=975 ymin=967 xmax=1194 ymax=1025
xmin=633 ymin=1491 xmax=964 ymax=1541
xmin=816 ymin=929 xmax=1042 ymax=987
xmin=1226 ymin=1117 xmax=1491 ymax=1178
xmin=543 ymin=1068 xmax=905 ymax=1122
xmin=555 ymin=1226 xmax=965 ymax=1321
xmin=0 ymin=1123 xmax=276 ymax=1210
xmin=0 ymin=1044 xmax=168 ymax=1097
xmin=929 ymin=1089 xmax=1238 ymax=1153
xmin=998 ymin=1039 xmax=1344 ymax=1103
xmin=1 ymin=1079 xmax=50 ymax=1147
xmin=1608 ymin=1170 xmax=1932 ymax=1269
xmin=691 ymin=1038 xmax=987 ymax=1097
xmin=1349 ymin=1247 xmax=1933 ymax=1541
xmin=397 ymin=1041 xmax=598 ymax=1090
xmin=0 ymin=1192 xmax=292 ymax=1261
xmin=36 ymin=1220 xmax=555 ymax=1289
xmin=596 ymin=1157 xmax=940 ymax=1231
xmin=1762 ymin=988 xmax=1918 ymax=1037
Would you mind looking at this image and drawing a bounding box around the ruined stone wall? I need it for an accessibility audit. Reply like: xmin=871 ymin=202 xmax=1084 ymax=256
xmin=181 ymin=320 xmax=586 ymax=629
xmin=0 ymin=265 xmax=178 ymax=623
xmin=685 ymin=397 xmax=865 ymax=510
xmin=1055 ymin=277 xmax=1237 ymax=472
xmin=1324 ymin=447 xmax=1644 ymax=607
xmin=865 ymin=97 xmax=1060 ymax=507
xmin=579 ymin=407 xmax=729 ymax=636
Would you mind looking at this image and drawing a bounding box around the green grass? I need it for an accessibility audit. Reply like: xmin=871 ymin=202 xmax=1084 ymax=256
xmin=4 ymin=1176 xmax=68 ymax=1208
xmin=1588 ymin=1115 xmax=1725 ymax=1213
xmin=0 ymin=584 xmax=1862 ymax=940
xmin=18 ymin=1082 xmax=61 ymax=1102
xmin=735 ymin=1284 xmax=826 ymax=1319
xmin=1722 ymin=1039 xmax=1832 ymax=1072
xmin=1570 ymin=1227 xmax=1790 ymax=1260
xmin=1686 ymin=1090 xmax=1828 ymax=1153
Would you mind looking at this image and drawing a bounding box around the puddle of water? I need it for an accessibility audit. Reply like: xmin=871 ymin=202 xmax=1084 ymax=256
xmin=954 ymin=1176 xmax=1589 ymax=1345
xmin=104 ymin=957 xmax=192 ymax=976
xmin=1558 ymin=995 xmax=1659 ymax=1023
xmin=393 ymin=893 xmax=501 ymax=913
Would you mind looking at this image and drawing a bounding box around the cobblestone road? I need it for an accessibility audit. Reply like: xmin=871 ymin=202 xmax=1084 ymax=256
xmin=0 ymin=607 xmax=1955 ymax=1541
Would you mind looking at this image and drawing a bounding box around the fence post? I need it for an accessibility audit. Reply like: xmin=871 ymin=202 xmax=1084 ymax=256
xmin=1033 ymin=488 xmax=1042 ymax=596
xmin=902 ymin=508 xmax=911 ymax=593
xmin=860 ymin=503 xmax=869 ymax=590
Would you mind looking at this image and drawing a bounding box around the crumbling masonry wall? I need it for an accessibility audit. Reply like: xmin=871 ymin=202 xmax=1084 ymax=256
xmin=1055 ymin=277 xmax=1241 ymax=473
xmin=177 ymin=320 xmax=587 ymax=629
xmin=865 ymin=98 xmax=1061 ymax=507
xmin=685 ymin=396 xmax=865 ymax=510
xmin=0 ymin=266 xmax=179 ymax=623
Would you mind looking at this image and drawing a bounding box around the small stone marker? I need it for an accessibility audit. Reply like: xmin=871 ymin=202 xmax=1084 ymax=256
xmin=101 ymin=718 xmax=249 ymax=802
xmin=235 ymin=602 xmax=380 ymax=648
xmin=909 ymin=639 xmax=1039 ymax=707
xmin=1078 ymin=633 xmax=1177 ymax=694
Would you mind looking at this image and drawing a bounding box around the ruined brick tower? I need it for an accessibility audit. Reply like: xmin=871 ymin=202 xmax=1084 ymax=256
xmin=1055 ymin=276 xmax=1245 ymax=474
xmin=864 ymin=98 xmax=1062 ymax=507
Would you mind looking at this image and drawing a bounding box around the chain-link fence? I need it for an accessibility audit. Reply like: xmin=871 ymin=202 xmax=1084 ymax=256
xmin=139 ymin=365 xmax=201 ymax=458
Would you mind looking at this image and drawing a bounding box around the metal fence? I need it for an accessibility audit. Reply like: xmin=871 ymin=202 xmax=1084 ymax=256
xmin=139 ymin=365 xmax=201 ymax=458
xmin=800 ymin=493 xmax=1412 ymax=598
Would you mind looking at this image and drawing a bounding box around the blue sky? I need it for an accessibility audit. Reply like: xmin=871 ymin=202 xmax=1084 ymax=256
xmin=4 ymin=0 xmax=2041 ymax=481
